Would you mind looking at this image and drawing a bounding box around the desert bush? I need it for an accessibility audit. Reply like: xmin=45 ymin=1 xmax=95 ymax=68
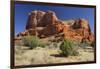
xmin=80 ymin=40 xmax=91 ymax=48
xmin=91 ymin=41 xmax=95 ymax=47
xmin=22 ymin=36 xmax=40 ymax=49
xmin=60 ymin=39 xmax=79 ymax=57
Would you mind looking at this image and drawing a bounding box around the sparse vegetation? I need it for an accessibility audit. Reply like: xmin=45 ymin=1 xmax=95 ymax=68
xmin=15 ymin=36 xmax=94 ymax=66
xmin=80 ymin=40 xmax=91 ymax=49
xmin=22 ymin=35 xmax=48 ymax=49
xmin=60 ymin=39 xmax=79 ymax=57
xmin=22 ymin=36 xmax=40 ymax=49
xmin=15 ymin=44 xmax=94 ymax=66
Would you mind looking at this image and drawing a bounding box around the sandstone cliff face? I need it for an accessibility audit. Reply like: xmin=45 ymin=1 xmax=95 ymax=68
xmin=26 ymin=11 xmax=45 ymax=29
xmin=16 ymin=10 xmax=94 ymax=43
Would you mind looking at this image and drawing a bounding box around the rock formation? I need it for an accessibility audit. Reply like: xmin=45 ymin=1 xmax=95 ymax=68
xmin=15 ymin=10 xmax=94 ymax=43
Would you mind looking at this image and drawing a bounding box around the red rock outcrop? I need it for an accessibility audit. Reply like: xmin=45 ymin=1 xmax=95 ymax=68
xmin=16 ymin=10 xmax=94 ymax=43
xmin=26 ymin=10 xmax=45 ymax=29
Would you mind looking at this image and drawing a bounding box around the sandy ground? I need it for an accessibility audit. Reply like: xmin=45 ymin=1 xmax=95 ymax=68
xmin=15 ymin=46 xmax=94 ymax=66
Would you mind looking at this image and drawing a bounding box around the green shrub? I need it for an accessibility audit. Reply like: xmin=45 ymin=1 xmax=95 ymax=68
xmin=60 ymin=39 xmax=79 ymax=57
xmin=22 ymin=36 xmax=39 ymax=49
xmin=80 ymin=40 xmax=91 ymax=49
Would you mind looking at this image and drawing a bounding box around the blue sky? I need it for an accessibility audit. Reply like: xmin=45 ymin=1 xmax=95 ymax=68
xmin=15 ymin=3 xmax=95 ymax=35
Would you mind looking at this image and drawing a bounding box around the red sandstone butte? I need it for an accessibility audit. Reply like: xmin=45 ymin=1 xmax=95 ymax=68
xmin=16 ymin=10 xmax=94 ymax=43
